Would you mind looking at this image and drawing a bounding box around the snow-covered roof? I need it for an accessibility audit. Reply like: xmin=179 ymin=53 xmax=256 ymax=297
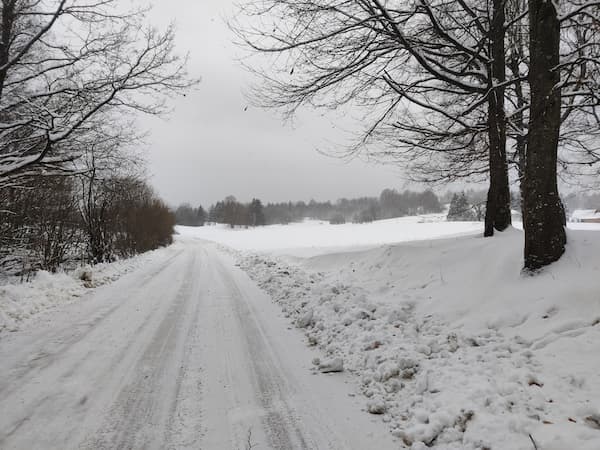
xmin=571 ymin=209 xmax=600 ymax=220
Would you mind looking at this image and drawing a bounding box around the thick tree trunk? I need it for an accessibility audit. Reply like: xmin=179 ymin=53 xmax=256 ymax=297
xmin=484 ymin=0 xmax=512 ymax=237
xmin=523 ymin=0 xmax=566 ymax=270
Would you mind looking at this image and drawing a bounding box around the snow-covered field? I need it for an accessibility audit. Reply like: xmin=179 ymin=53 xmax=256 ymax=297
xmin=180 ymin=216 xmax=600 ymax=450
xmin=179 ymin=215 xmax=484 ymax=256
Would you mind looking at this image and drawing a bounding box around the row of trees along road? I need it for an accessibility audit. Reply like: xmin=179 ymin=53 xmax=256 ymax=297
xmin=1 ymin=176 xmax=175 ymax=275
xmin=0 ymin=0 xmax=196 ymax=275
xmin=235 ymin=0 xmax=600 ymax=271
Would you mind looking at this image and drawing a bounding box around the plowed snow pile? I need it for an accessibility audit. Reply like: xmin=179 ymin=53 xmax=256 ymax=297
xmin=0 ymin=246 xmax=177 ymax=333
xmin=183 ymin=220 xmax=600 ymax=450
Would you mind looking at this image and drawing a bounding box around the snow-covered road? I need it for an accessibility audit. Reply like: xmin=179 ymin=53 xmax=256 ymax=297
xmin=0 ymin=241 xmax=396 ymax=450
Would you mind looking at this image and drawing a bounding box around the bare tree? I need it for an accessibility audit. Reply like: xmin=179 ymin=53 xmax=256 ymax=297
xmin=79 ymin=169 xmax=174 ymax=263
xmin=522 ymin=0 xmax=565 ymax=270
xmin=0 ymin=0 xmax=195 ymax=187
xmin=505 ymin=0 xmax=600 ymax=192
xmin=556 ymin=2 xmax=600 ymax=185
xmin=0 ymin=175 xmax=81 ymax=274
xmin=234 ymin=0 xmax=514 ymax=236
xmin=503 ymin=0 xmax=600 ymax=268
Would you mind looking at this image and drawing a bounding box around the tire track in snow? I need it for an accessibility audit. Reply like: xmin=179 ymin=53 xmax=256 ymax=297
xmin=82 ymin=250 xmax=204 ymax=450
xmin=0 ymin=248 xmax=194 ymax=450
xmin=0 ymin=248 xmax=185 ymax=401
xmin=1 ymin=241 xmax=399 ymax=450
xmin=212 ymin=256 xmax=310 ymax=450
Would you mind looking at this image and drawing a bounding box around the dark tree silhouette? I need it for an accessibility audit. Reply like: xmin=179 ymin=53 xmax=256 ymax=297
xmin=522 ymin=0 xmax=566 ymax=270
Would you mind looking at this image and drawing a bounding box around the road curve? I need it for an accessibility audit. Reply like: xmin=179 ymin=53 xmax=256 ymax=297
xmin=0 ymin=240 xmax=397 ymax=450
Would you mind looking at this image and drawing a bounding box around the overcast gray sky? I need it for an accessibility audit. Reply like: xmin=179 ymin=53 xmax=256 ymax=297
xmin=141 ymin=1 xmax=405 ymax=208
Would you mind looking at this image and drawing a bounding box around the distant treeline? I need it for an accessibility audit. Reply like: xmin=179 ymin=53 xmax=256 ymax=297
xmin=174 ymin=204 xmax=207 ymax=226
xmin=563 ymin=192 xmax=600 ymax=213
xmin=171 ymin=188 xmax=600 ymax=229
xmin=175 ymin=189 xmax=449 ymax=227
xmin=261 ymin=189 xmax=444 ymax=225
xmin=175 ymin=197 xmax=266 ymax=228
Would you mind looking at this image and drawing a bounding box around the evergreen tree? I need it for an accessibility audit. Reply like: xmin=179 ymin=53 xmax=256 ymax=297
xmin=174 ymin=203 xmax=198 ymax=226
xmin=196 ymin=206 xmax=207 ymax=226
xmin=447 ymin=192 xmax=476 ymax=221
xmin=248 ymin=199 xmax=266 ymax=226
xmin=208 ymin=201 xmax=225 ymax=224
xmin=223 ymin=196 xmax=239 ymax=228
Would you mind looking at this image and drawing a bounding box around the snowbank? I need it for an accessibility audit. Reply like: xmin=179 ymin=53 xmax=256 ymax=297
xmin=234 ymin=227 xmax=600 ymax=449
xmin=0 ymin=247 xmax=172 ymax=333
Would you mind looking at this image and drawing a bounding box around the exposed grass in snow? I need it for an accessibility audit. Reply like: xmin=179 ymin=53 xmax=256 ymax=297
xmin=179 ymin=217 xmax=600 ymax=449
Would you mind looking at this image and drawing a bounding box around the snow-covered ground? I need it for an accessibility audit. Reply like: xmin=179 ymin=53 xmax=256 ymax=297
xmin=180 ymin=216 xmax=600 ymax=450
xmin=0 ymin=246 xmax=177 ymax=333
xmin=2 ymin=216 xmax=599 ymax=449
xmin=0 ymin=240 xmax=397 ymax=449
xmin=1 ymin=214 xmax=470 ymax=335
xmin=180 ymin=215 xmax=483 ymax=256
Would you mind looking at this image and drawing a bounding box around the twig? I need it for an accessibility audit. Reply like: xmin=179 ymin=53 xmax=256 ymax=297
xmin=245 ymin=426 xmax=257 ymax=450
xmin=529 ymin=433 xmax=538 ymax=450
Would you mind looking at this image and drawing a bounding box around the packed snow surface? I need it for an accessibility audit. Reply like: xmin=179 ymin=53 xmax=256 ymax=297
xmin=180 ymin=217 xmax=600 ymax=449
xmin=0 ymin=241 xmax=396 ymax=449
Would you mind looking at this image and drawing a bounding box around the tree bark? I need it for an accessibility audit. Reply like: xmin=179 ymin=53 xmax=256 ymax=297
xmin=484 ymin=0 xmax=512 ymax=237
xmin=0 ymin=0 xmax=17 ymax=100
xmin=523 ymin=0 xmax=566 ymax=270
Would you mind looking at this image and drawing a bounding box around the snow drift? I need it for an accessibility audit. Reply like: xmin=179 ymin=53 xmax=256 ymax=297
xmin=234 ymin=227 xmax=600 ymax=450
xmin=0 ymin=246 xmax=175 ymax=333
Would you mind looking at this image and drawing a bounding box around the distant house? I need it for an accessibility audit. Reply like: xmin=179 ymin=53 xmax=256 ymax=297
xmin=570 ymin=209 xmax=600 ymax=223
